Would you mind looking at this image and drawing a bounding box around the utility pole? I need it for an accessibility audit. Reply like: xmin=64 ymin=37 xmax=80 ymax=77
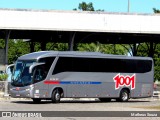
xmin=128 ymin=0 xmax=130 ymax=13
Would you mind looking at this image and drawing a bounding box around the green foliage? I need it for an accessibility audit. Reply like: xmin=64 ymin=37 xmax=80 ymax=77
xmin=46 ymin=43 xmax=68 ymax=51
xmin=154 ymin=58 xmax=160 ymax=81
xmin=136 ymin=43 xmax=149 ymax=57
xmin=154 ymin=44 xmax=160 ymax=81
xmin=77 ymin=43 xmax=129 ymax=55
xmin=136 ymin=43 xmax=160 ymax=81
xmin=8 ymin=39 xmax=30 ymax=64
xmin=0 ymin=74 xmax=8 ymax=81
xmin=0 ymin=39 xmax=5 ymax=49
xmin=78 ymin=2 xmax=94 ymax=11
xmin=153 ymin=8 xmax=160 ymax=13
xmin=34 ymin=42 xmax=41 ymax=51
xmin=0 ymin=39 xmax=30 ymax=64
xmin=74 ymin=2 xmax=104 ymax=12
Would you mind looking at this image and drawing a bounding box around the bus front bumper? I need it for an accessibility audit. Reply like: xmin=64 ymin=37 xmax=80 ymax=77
xmin=10 ymin=88 xmax=34 ymax=98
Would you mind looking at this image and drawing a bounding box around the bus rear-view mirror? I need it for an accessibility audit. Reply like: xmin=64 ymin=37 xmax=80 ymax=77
xmin=29 ymin=63 xmax=45 ymax=74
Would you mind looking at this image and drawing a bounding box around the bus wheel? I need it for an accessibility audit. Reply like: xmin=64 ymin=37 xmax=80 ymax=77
xmin=99 ymin=98 xmax=111 ymax=102
xmin=117 ymin=89 xmax=129 ymax=102
xmin=32 ymin=98 xmax=41 ymax=103
xmin=51 ymin=89 xmax=61 ymax=103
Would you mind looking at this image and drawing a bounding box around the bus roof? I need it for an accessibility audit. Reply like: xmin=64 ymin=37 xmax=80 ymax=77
xmin=18 ymin=51 xmax=153 ymax=61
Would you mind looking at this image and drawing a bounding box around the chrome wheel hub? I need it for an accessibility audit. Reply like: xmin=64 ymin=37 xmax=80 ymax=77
xmin=122 ymin=92 xmax=128 ymax=101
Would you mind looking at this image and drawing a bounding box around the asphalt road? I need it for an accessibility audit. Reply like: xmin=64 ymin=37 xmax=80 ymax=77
xmin=0 ymin=98 xmax=159 ymax=120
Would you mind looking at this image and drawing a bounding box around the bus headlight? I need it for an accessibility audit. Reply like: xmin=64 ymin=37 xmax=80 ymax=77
xmin=10 ymin=88 xmax=13 ymax=91
xmin=25 ymin=88 xmax=30 ymax=91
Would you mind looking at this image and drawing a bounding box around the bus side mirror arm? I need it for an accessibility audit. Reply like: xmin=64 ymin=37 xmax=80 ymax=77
xmin=6 ymin=64 xmax=14 ymax=74
xmin=29 ymin=63 xmax=45 ymax=74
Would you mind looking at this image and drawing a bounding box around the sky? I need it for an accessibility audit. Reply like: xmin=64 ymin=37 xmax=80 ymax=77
xmin=0 ymin=0 xmax=160 ymax=14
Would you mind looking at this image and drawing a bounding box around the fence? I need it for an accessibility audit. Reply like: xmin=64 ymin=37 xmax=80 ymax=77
xmin=0 ymin=81 xmax=11 ymax=97
xmin=0 ymin=81 xmax=5 ymax=92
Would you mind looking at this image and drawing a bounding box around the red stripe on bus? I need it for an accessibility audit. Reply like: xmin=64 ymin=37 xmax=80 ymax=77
xmin=44 ymin=81 xmax=60 ymax=84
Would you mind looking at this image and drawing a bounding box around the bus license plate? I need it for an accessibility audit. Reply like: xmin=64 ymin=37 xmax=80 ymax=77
xmin=16 ymin=94 xmax=20 ymax=97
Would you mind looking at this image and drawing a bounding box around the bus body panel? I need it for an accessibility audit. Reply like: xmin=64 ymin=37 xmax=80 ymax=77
xmin=46 ymin=71 xmax=153 ymax=98
xmin=10 ymin=51 xmax=154 ymax=101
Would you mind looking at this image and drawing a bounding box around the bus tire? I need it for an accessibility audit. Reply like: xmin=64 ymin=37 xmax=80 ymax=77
xmin=32 ymin=98 xmax=41 ymax=103
xmin=51 ymin=89 xmax=61 ymax=103
xmin=117 ymin=89 xmax=129 ymax=102
xmin=99 ymin=98 xmax=111 ymax=102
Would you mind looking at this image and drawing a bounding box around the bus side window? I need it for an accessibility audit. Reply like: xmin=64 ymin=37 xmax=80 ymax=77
xmin=38 ymin=57 xmax=55 ymax=75
xmin=34 ymin=66 xmax=47 ymax=83
xmin=136 ymin=60 xmax=152 ymax=73
xmin=72 ymin=58 xmax=90 ymax=72
xmin=53 ymin=57 xmax=72 ymax=74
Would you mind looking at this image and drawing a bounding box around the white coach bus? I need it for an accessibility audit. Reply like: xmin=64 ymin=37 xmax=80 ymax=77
xmin=10 ymin=51 xmax=154 ymax=103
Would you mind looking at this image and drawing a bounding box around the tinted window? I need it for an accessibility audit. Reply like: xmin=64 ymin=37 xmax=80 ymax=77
xmin=53 ymin=57 xmax=152 ymax=74
xmin=53 ymin=57 xmax=72 ymax=74
xmin=33 ymin=65 xmax=48 ymax=83
xmin=38 ymin=57 xmax=55 ymax=74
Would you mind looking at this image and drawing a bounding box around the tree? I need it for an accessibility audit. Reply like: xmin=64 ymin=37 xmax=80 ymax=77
xmin=74 ymin=2 xmax=104 ymax=11
xmin=79 ymin=2 xmax=94 ymax=11
xmin=77 ymin=42 xmax=129 ymax=55
xmin=153 ymin=8 xmax=160 ymax=13
xmin=0 ymin=39 xmax=31 ymax=64
xmin=74 ymin=2 xmax=94 ymax=11
xmin=8 ymin=39 xmax=30 ymax=64
xmin=46 ymin=42 xmax=68 ymax=51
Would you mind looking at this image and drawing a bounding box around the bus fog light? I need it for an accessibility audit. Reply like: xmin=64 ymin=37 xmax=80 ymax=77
xmin=35 ymin=90 xmax=39 ymax=93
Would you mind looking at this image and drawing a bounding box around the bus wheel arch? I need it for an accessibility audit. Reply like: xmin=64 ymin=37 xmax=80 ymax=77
xmin=51 ymin=87 xmax=64 ymax=103
xmin=117 ymin=88 xmax=130 ymax=102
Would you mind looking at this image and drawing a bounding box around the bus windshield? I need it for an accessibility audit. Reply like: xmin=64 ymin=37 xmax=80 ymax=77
xmin=11 ymin=60 xmax=36 ymax=87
